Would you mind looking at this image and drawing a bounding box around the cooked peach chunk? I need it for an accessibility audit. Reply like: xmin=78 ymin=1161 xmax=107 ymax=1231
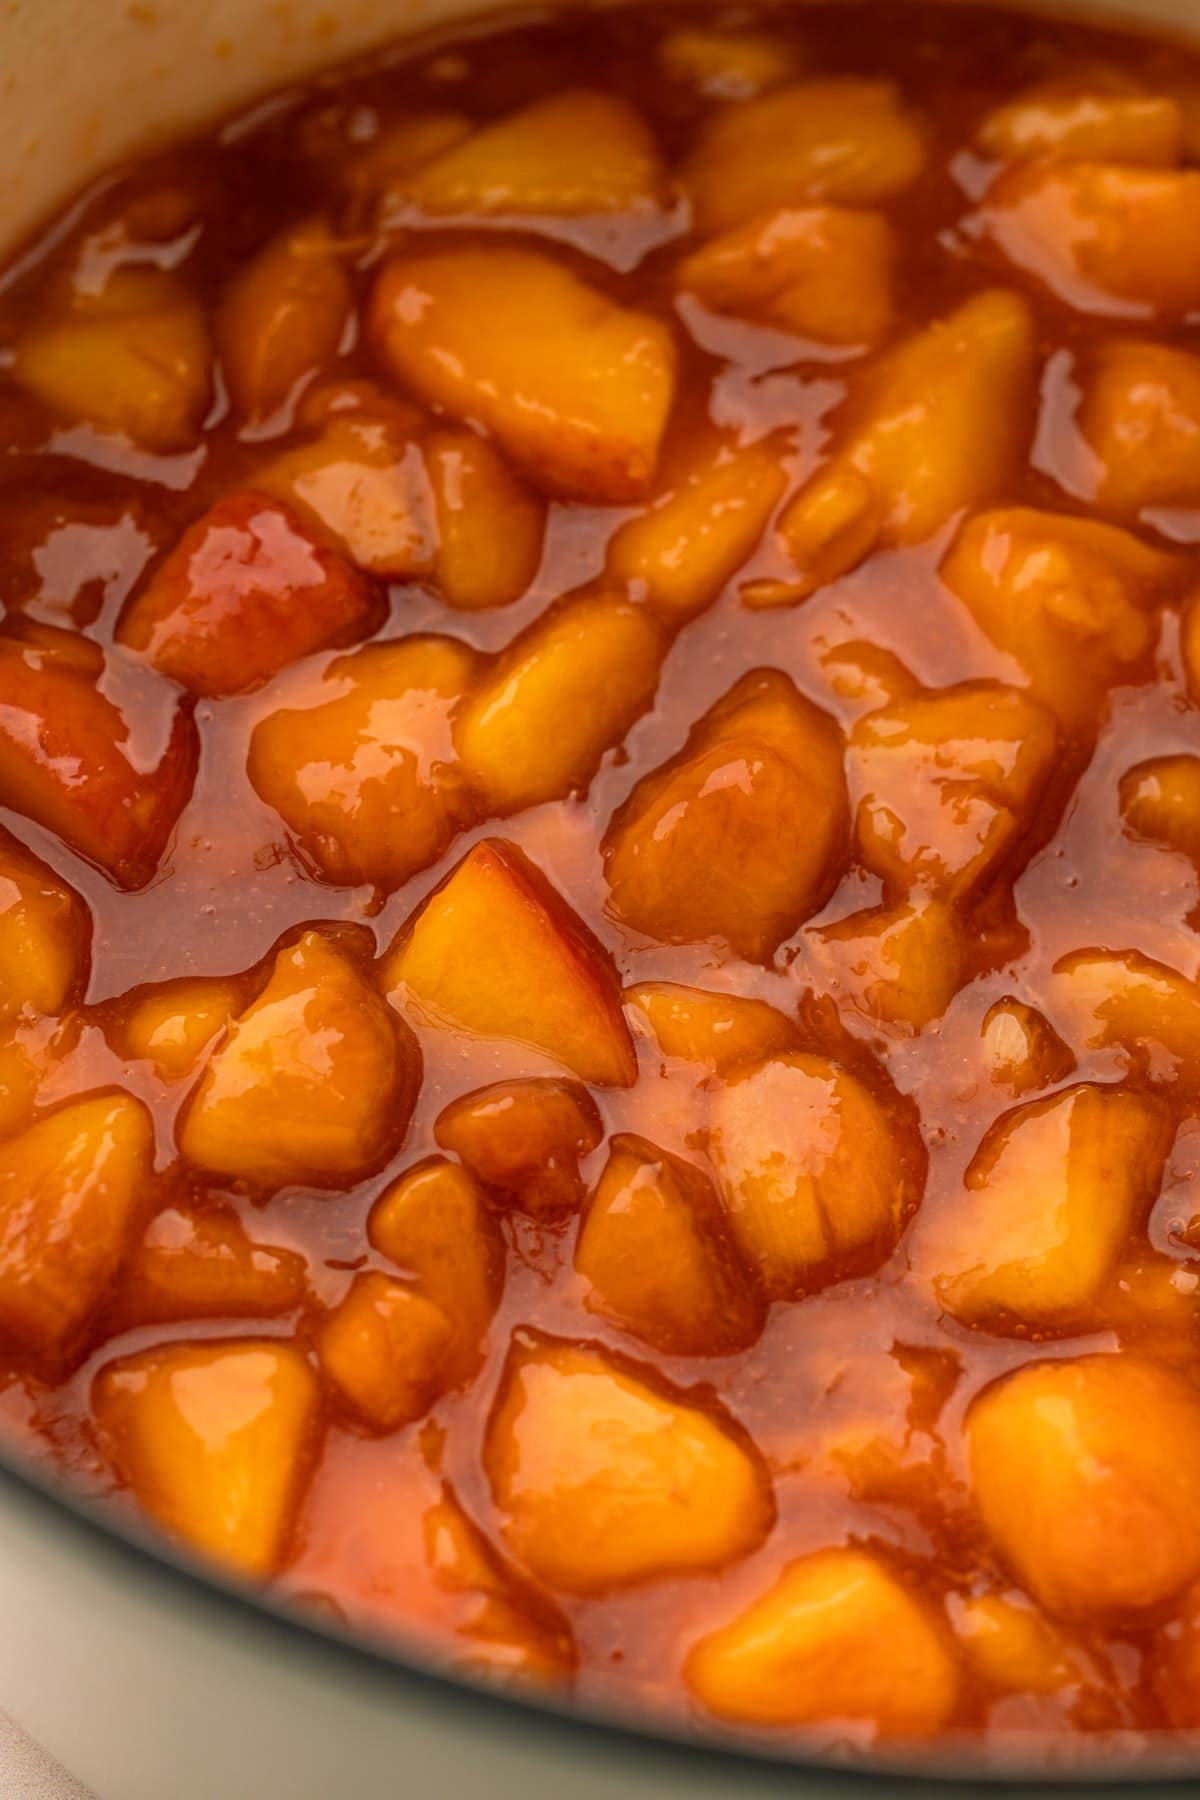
xmin=809 ymin=898 xmax=965 ymax=1032
xmin=678 ymin=207 xmax=896 ymax=346
xmin=847 ymin=682 xmax=1058 ymax=899
xmin=1183 ymin=599 xmax=1200 ymax=707
xmin=397 ymin=90 xmax=669 ymax=217
xmin=368 ymin=1158 xmax=500 ymax=1373
xmin=247 ymin=635 xmax=478 ymax=892
xmin=387 ymin=840 xmax=635 ymax=1086
xmin=217 ymin=223 xmax=351 ymax=421
xmin=981 ymin=162 xmax=1200 ymax=315
xmin=13 ymin=267 xmax=210 ymax=450
xmin=337 ymin=112 xmax=473 ymax=219
xmin=434 ymin=1078 xmax=601 ymax=1219
xmin=1078 ymin=341 xmax=1200 ymax=513
xmin=0 ymin=628 xmax=197 ymax=889
xmin=1122 ymin=754 xmax=1200 ymax=859
xmin=0 ymin=830 xmax=88 ymax=1020
xmin=708 ymin=1051 xmax=918 ymax=1295
xmin=918 ymin=1084 xmax=1171 ymax=1328
xmin=605 ymin=437 xmax=788 ymax=621
xmin=0 ymin=1030 xmax=41 ymax=1143
xmin=0 ymin=1093 xmax=150 ymax=1360
xmin=484 ymin=1336 xmax=772 ymax=1593
xmin=121 ymin=1204 xmax=307 ymax=1324
xmin=754 ymin=291 xmax=1035 ymax=604
xmin=658 ymin=26 xmax=802 ymax=99
xmin=968 ymin=1354 xmax=1200 ymax=1619
xmin=1051 ymin=947 xmax=1200 ymax=1081
xmin=425 ymin=427 xmax=545 ymax=609
xmin=454 ymin=594 xmax=664 ymax=812
xmin=180 ymin=931 xmax=420 ymax=1188
xmin=941 ymin=509 xmax=1180 ymax=733
xmin=977 ymin=83 xmax=1183 ymax=165
xmin=117 ymin=492 xmax=376 ymax=696
xmin=623 ymin=981 xmax=796 ymax=1073
xmin=603 ymin=670 xmax=848 ymax=959
xmin=955 ymin=1593 xmax=1079 ymax=1695
xmin=576 ymin=1134 xmax=762 ymax=1354
xmin=980 ymin=996 xmax=1076 ymax=1093
xmin=115 ymin=976 xmax=239 ymax=1079
xmin=686 ymin=1549 xmax=957 ymax=1733
xmin=95 ymin=1340 xmax=320 ymax=1577
xmin=369 ymin=248 xmax=676 ymax=502
xmin=683 ymin=80 xmax=926 ymax=235
xmin=318 ymin=1273 xmax=454 ymax=1430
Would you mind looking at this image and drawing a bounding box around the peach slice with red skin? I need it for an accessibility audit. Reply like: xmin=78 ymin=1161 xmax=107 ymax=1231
xmin=0 ymin=827 xmax=90 ymax=1020
xmin=117 ymin=1203 xmax=308 ymax=1326
xmin=434 ymin=1078 xmax=602 ymax=1219
xmin=217 ymin=222 xmax=352 ymax=422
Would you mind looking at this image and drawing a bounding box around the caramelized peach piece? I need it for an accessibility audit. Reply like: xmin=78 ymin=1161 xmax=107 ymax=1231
xmin=247 ymin=635 xmax=478 ymax=892
xmin=980 ymin=996 xmax=1076 ymax=1094
xmin=0 ymin=830 xmax=88 ymax=1019
xmin=708 ymin=1051 xmax=918 ymax=1295
xmin=605 ymin=438 xmax=788 ymax=621
xmin=576 ymin=1134 xmax=762 ymax=1354
xmin=180 ymin=931 xmax=419 ymax=1188
xmin=977 ymin=83 xmax=1183 ymax=165
xmin=95 ymin=1340 xmax=320 ymax=1577
xmin=13 ymin=267 xmax=210 ymax=450
xmin=0 ymin=1093 xmax=150 ymax=1360
xmin=318 ymin=1273 xmax=454 ymax=1430
xmin=0 ymin=628 xmax=197 ymax=889
xmin=387 ymin=840 xmax=635 ymax=1086
xmin=434 ymin=1078 xmax=601 ymax=1219
xmin=217 ymin=223 xmax=351 ymax=421
xmin=1078 ymin=341 xmax=1200 ymax=513
xmin=485 ymin=1335 xmax=772 ymax=1593
xmin=941 ymin=509 xmax=1180 ymax=733
xmin=684 ymin=80 xmax=926 ymax=235
xmin=1182 ymin=599 xmax=1200 ymax=708
xmin=686 ymin=1548 xmax=957 ymax=1733
xmin=847 ymin=682 xmax=1058 ymax=899
xmin=425 ymin=427 xmax=545 ymax=609
xmin=603 ymin=670 xmax=847 ymax=959
xmin=115 ymin=976 xmax=239 ymax=1079
xmin=0 ymin=1030 xmax=41 ymax=1143
xmin=955 ymin=1593 xmax=1079 ymax=1695
xmin=809 ymin=898 xmax=965 ymax=1031
xmin=454 ymin=594 xmax=663 ymax=812
xmin=623 ymin=981 xmax=796 ymax=1073
xmin=919 ymin=1084 xmax=1171 ymax=1328
xmin=368 ymin=1158 xmax=500 ymax=1373
xmin=755 ymin=291 xmax=1035 ymax=603
xmin=981 ymin=162 xmax=1200 ymax=315
xmin=1051 ymin=947 xmax=1200 ymax=1081
xmin=397 ymin=90 xmax=669 ymax=216
xmin=1122 ymin=753 xmax=1200 ymax=858
xmin=118 ymin=492 xmax=375 ymax=696
xmin=369 ymin=248 xmax=676 ymax=502
xmin=121 ymin=1204 xmax=307 ymax=1324
xmin=335 ymin=112 xmax=473 ymax=219
xmin=968 ymin=1354 xmax=1200 ymax=1619
xmin=678 ymin=206 xmax=895 ymax=346
xmin=658 ymin=26 xmax=801 ymax=99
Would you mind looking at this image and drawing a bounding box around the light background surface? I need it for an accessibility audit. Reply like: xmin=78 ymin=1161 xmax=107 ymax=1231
xmin=0 ymin=1713 xmax=91 ymax=1799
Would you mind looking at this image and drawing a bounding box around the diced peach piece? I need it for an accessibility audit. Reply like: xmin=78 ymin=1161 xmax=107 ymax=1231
xmin=847 ymin=682 xmax=1058 ymax=899
xmin=318 ymin=1272 xmax=454 ymax=1430
xmin=115 ymin=975 xmax=240 ymax=1079
xmin=605 ymin=437 xmax=788 ymax=621
xmin=117 ymin=492 xmax=376 ymax=696
xmin=0 ymin=829 xmax=89 ymax=1019
xmin=368 ymin=1157 xmax=500 ymax=1374
xmin=685 ymin=1548 xmax=957 ymax=1733
xmin=968 ymin=1354 xmax=1200 ymax=1619
xmin=603 ymin=670 xmax=847 ymax=959
xmin=94 ymin=1340 xmax=320 ymax=1577
xmin=708 ymin=1051 xmax=919 ymax=1295
xmin=658 ymin=26 xmax=802 ymax=99
xmin=180 ymin=931 xmax=420 ymax=1188
xmin=0 ymin=1093 xmax=150 ymax=1360
xmin=484 ymin=1335 xmax=772 ymax=1593
xmin=678 ymin=206 xmax=895 ymax=346
xmin=623 ymin=980 xmax=796 ymax=1073
xmin=397 ymin=90 xmax=669 ymax=217
xmin=0 ymin=628 xmax=197 ymax=889
xmin=941 ymin=509 xmax=1180 ymax=733
xmin=1183 ymin=599 xmax=1200 ymax=708
xmin=977 ymin=83 xmax=1183 ymax=165
xmin=955 ymin=1593 xmax=1079 ymax=1695
xmin=1051 ymin=947 xmax=1200 ymax=1082
xmin=808 ymin=898 xmax=965 ymax=1031
xmin=386 ymin=840 xmax=635 ymax=1086
xmin=576 ymin=1134 xmax=762 ymax=1354
xmin=0 ymin=1030 xmax=40 ymax=1143
xmin=425 ymin=427 xmax=545 ymax=609
xmin=217 ymin=223 xmax=351 ymax=421
xmin=683 ymin=80 xmax=926 ymax=235
xmin=454 ymin=594 xmax=664 ymax=813
xmin=343 ymin=112 xmax=472 ymax=213
xmin=754 ymin=291 xmax=1035 ymax=604
xmin=980 ymin=162 xmax=1200 ymax=315
xmin=434 ymin=1078 xmax=601 ymax=1219
xmin=120 ymin=1204 xmax=307 ymax=1324
xmin=247 ymin=635 xmax=478 ymax=892
xmin=918 ymin=1084 xmax=1171 ymax=1328
xmin=980 ymin=996 xmax=1076 ymax=1094
xmin=1078 ymin=341 xmax=1200 ymax=513
xmin=13 ymin=267 xmax=210 ymax=450
xmin=369 ymin=248 xmax=676 ymax=502
xmin=1122 ymin=753 xmax=1200 ymax=859
xmin=819 ymin=639 xmax=917 ymax=714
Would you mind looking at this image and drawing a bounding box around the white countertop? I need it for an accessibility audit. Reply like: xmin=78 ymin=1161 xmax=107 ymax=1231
xmin=0 ymin=1714 xmax=91 ymax=1799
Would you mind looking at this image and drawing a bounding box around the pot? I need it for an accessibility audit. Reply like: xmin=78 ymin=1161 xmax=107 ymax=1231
xmin=0 ymin=3 xmax=1198 ymax=1795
